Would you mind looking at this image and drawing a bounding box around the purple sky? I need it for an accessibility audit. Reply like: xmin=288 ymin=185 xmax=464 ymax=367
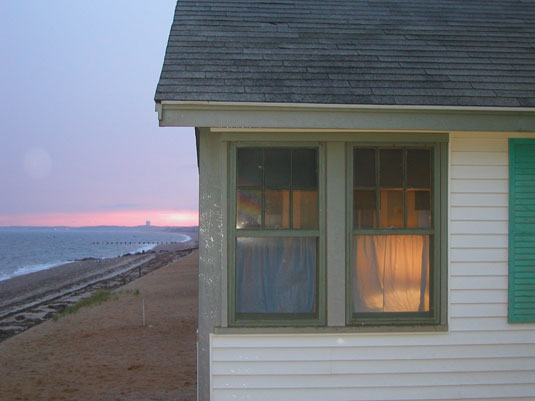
xmin=0 ymin=1 xmax=198 ymax=226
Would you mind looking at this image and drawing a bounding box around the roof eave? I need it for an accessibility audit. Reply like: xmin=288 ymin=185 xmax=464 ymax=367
xmin=156 ymin=101 xmax=535 ymax=133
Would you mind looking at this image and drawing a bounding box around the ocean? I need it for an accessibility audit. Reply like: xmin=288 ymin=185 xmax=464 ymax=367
xmin=0 ymin=227 xmax=191 ymax=282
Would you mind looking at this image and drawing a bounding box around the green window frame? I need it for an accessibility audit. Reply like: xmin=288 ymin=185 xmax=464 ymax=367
xmin=509 ymin=138 xmax=535 ymax=323
xmin=228 ymin=142 xmax=326 ymax=327
xmin=346 ymin=140 xmax=448 ymax=326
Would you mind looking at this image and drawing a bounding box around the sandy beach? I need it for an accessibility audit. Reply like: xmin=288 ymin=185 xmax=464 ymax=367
xmin=0 ymin=249 xmax=198 ymax=401
xmin=0 ymin=234 xmax=197 ymax=341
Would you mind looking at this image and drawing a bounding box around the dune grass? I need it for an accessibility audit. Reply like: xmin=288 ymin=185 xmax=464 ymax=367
xmin=52 ymin=288 xmax=139 ymax=321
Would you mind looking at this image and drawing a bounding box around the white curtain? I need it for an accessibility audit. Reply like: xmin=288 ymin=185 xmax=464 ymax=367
xmin=236 ymin=237 xmax=316 ymax=314
xmin=353 ymin=235 xmax=429 ymax=312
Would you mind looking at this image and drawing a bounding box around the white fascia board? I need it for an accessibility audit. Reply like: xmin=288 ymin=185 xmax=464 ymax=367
xmin=156 ymin=101 xmax=535 ymax=133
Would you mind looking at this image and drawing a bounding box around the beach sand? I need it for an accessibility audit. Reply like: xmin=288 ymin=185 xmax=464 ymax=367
xmin=0 ymin=238 xmax=198 ymax=341
xmin=0 ymin=250 xmax=198 ymax=401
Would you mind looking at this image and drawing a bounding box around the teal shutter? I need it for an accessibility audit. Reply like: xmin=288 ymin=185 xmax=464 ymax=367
xmin=509 ymin=139 xmax=535 ymax=323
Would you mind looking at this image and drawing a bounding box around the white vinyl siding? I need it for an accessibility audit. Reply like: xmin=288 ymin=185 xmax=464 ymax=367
xmin=211 ymin=132 xmax=535 ymax=401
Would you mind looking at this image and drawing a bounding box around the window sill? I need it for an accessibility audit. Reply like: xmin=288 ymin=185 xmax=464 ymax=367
xmin=215 ymin=324 xmax=448 ymax=334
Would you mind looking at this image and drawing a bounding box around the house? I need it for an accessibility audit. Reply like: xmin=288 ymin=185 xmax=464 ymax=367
xmin=155 ymin=1 xmax=535 ymax=400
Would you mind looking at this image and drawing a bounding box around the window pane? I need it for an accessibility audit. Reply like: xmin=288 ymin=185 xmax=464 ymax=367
xmin=265 ymin=190 xmax=290 ymax=229
xmin=265 ymin=149 xmax=291 ymax=188
xmin=380 ymin=149 xmax=403 ymax=187
xmin=292 ymin=190 xmax=318 ymax=229
xmin=352 ymin=235 xmax=430 ymax=313
xmin=380 ymin=190 xmax=404 ymax=228
xmin=292 ymin=149 xmax=318 ymax=188
xmin=407 ymin=190 xmax=431 ymax=228
xmin=237 ymin=148 xmax=262 ymax=187
xmin=236 ymin=189 xmax=262 ymax=228
xmin=236 ymin=237 xmax=317 ymax=314
xmin=354 ymin=148 xmax=376 ymax=187
xmin=407 ymin=149 xmax=431 ymax=187
xmin=354 ymin=189 xmax=377 ymax=229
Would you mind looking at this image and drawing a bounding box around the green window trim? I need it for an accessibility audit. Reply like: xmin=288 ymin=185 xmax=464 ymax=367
xmin=227 ymin=142 xmax=326 ymax=327
xmin=226 ymin=135 xmax=447 ymax=330
xmin=346 ymin=140 xmax=448 ymax=327
xmin=509 ymin=139 xmax=535 ymax=324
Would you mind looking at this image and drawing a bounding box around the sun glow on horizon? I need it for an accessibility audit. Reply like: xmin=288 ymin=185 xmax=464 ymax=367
xmin=0 ymin=210 xmax=199 ymax=227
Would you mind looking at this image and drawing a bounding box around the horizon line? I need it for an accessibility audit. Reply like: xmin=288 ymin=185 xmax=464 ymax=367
xmin=0 ymin=224 xmax=198 ymax=228
xmin=0 ymin=209 xmax=199 ymax=227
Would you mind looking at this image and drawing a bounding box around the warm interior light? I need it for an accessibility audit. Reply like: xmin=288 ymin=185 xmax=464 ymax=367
xmin=353 ymin=235 xmax=430 ymax=313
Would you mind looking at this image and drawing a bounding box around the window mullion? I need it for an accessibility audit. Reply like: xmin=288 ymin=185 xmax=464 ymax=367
xmin=261 ymin=150 xmax=265 ymax=228
xmin=236 ymin=229 xmax=319 ymax=238
xmin=375 ymin=147 xmax=380 ymax=228
xmin=289 ymin=150 xmax=293 ymax=229
xmin=353 ymin=229 xmax=434 ymax=236
xmin=403 ymin=148 xmax=407 ymax=229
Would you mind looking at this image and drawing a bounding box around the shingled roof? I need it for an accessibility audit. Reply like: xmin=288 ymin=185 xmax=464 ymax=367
xmin=155 ymin=0 xmax=535 ymax=108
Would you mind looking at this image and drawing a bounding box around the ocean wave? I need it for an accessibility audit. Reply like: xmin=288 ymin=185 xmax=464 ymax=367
xmin=180 ymin=234 xmax=192 ymax=242
xmin=129 ymin=244 xmax=157 ymax=254
xmin=0 ymin=261 xmax=74 ymax=282
xmin=127 ymin=234 xmax=191 ymax=255
xmin=0 ymin=230 xmax=193 ymax=282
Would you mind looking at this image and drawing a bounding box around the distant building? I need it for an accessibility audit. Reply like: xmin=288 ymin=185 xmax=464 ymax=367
xmin=145 ymin=221 xmax=150 ymax=227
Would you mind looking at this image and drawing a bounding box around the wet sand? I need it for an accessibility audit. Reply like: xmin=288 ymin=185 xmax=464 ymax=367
xmin=0 ymin=250 xmax=198 ymax=401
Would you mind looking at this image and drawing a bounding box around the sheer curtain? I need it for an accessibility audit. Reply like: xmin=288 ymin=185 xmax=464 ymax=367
xmin=353 ymin=235 xmax=429 ymax=312
xmin=236 ymin=237 xmax=316 ymax=314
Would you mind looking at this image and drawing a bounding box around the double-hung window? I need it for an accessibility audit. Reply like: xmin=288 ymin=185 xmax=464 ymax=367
xmin=348 ymin=142 xmax=446 ymax=326
xmin=228 ymin=138 xmax=446 ymax=329
xmin=229 ymin=144 xmax=324 ymax=326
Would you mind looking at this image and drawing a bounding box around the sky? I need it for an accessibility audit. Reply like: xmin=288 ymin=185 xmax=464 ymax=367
xmin=0 ymin=1 xmax=198 ymax=227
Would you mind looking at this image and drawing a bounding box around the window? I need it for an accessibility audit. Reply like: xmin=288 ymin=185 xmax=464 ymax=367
xmin=229 ymin=144 xmax=324 ymax=326
xmin=227 ymin=138 xmax=446 ymax=329
xmin=348 ymin=143 xmax=446 ymax=326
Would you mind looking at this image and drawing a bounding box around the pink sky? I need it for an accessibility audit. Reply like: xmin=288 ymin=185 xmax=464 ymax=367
xmin=0 ymin=210 xmax=199 ymax=227
xmin=0 ymin=2 xmax=199 ymax=227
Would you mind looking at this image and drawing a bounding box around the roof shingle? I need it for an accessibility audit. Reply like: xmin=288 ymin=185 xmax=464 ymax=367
xmin=155 ymin=0 xmax=535 ymax=107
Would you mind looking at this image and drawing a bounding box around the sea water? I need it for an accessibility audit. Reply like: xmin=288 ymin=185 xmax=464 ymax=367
xmin=0 ymin=227 xmax=191 ymax=281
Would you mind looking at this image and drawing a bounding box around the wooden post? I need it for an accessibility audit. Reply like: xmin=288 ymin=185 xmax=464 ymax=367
xmin=142 ymin=298 xmax=146 ymax=326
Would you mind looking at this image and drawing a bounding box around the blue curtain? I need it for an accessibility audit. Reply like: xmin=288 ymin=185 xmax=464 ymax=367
xmin=236 ymin=237 xmax=316 ymax=314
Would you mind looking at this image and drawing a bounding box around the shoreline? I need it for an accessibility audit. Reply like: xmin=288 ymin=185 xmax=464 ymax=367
xmin=0 ymin=238 xmax=198 ymax=342
xmin=0 ymin=234 xmax=193 ymax=283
